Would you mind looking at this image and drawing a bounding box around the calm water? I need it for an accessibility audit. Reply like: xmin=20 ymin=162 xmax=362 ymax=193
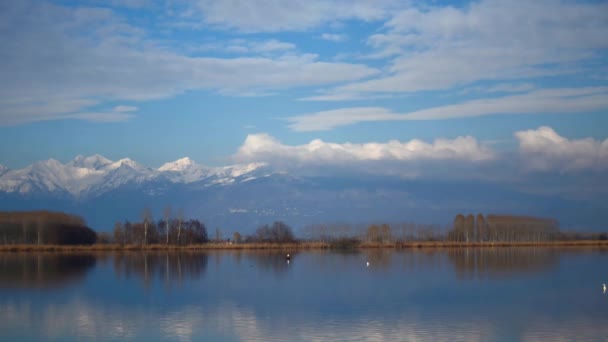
xmin=0 ymin=248 xmax=607 ymax=341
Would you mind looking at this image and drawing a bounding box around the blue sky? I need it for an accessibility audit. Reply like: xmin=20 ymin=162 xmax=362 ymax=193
xmin=0 ymin=0 xmax=607 ymax=179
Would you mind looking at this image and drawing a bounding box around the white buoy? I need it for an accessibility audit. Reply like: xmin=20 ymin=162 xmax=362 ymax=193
xmin=366 ymin=261 xmax=370 ymax=267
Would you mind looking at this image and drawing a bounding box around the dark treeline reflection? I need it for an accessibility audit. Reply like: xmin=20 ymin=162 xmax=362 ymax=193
xmin=245 ymin=251 xmax=294 ymax=274
xmin=112 ymin=252 xmax=208 ymax=286
xmin=447 ymin=248 xmax=561 ymax=279
xmin=0 ymin=253 xmax=96 ymax=288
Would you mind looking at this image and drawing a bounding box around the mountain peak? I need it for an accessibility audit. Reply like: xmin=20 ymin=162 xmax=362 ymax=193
xmin=110 ymin=158 xmax=144 ymax=170
xmin=158 ymin=157 xmax=196 ymax=172
xmin=69 ymin=154 xmax=113 ymax=170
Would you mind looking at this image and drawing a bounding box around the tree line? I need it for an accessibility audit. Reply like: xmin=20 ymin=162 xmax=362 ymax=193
xmin=0 ymin=211 xmax=96 ymax=245
xmin=3 ymin=208 xmax=606 ymax=247
xmin=448 ymin=214 xmax=560 ymax=242
xmin=98 ymin=206 xmax=297 ymax=246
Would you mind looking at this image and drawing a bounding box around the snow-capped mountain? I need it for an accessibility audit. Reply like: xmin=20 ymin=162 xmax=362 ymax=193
xmin=157 ymin=157 xmax=267 ymax=185
xmin=0 ymin=155 xmax=267 ymax=198
xmin=0 ymin=155 xmax=604 ymax=233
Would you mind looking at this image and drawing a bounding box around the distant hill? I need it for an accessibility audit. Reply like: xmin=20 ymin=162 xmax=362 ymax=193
xmin=0 ymin=155 xmax=605 ymax=233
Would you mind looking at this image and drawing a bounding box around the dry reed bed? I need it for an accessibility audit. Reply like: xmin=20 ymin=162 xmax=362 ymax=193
xmin=1 ymin=240 xmax=607 ymax=252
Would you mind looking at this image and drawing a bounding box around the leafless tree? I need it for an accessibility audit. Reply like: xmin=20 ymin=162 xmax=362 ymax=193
xmin=142 ymin=207 xmax=153 ymax=245
xmin=163 ymin=206 xmax=172 ymax=244
xmin=177 ymin=208 xmax=184 ymax=245
xmin=465 ymin=214 xmax=474 ymax=243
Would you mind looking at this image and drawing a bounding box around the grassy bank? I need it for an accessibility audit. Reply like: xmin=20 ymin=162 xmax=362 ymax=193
xmin=1 ymin=240 xmax=608 ymax=252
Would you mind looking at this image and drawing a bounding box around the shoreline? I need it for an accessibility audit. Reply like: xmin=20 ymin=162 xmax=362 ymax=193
xmin=1 ymin=240 xmax=607 ymax=252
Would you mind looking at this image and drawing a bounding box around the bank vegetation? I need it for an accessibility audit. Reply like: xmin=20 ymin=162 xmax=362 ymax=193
xmin=1 ymin=210 xmax=606 ymax=252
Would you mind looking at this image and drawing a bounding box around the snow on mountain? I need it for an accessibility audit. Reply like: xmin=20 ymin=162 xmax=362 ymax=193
xmin=158 ymin=157 xmax=267 ymax=184
xmin=0 ymin=165 xmax=7 ymax=177
xmin=0 ymin=155 xmax=268 ymax=197
xmin=158 ymin=157 xmax=195 ymax=172
xmin=68 ymin=154 xmax=113 ymax=170
xmin=157 ymin=157 xmax=214 ymax=183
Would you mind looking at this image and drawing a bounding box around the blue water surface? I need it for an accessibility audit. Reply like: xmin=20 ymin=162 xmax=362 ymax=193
xmin=0 ymin=248 xmax=606 ymax=341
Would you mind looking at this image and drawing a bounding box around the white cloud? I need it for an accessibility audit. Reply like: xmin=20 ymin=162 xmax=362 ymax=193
xmin=335 ymin=0 xmax=608 ymax=93
xmin=461 ymin=83 xmax=537 ymax=95
xmin=0 ymin=1 xmax=378 ymax=125
xmin=287 ymin=87 xmax=608 ymax=131
xmin=287 ymin=107 xmax=402 ymax=131
xmin=113 ymin=105 xmax=138 ymax=113
xmin=484 ymin=83 xmax=536 ymax=93
xmin=193 ymin=0 xmax=400 ymax=32
xmin=201 ymin=39 xmax=296 ymax=54
xmin=250 ymin=39 xmax=296 ymax=52
xmin=516 ymin=126 xmax=608 ymax=172
xmin=321 ymin=33 xmax=347 ymax=42
xmin=234 ymin=133 xmax=495 ymax=167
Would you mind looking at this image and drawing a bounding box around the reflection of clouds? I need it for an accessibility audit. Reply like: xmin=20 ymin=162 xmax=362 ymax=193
xmin=522 ymin=320 xmax=608 ymax=342
xmin=1 ymin=250 xmax=606 ymax=341
xmin=160 ymin=308 xmax=201 ymax=342
xmin=0 ymin=299 xmax=491 ymax=341
xmin=0 ymin=299 xmax=138 ymax=341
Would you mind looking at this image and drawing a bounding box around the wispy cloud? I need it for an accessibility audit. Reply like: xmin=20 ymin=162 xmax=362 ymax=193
xmin=320 ymin=33 xmax=347 ymax=42
xmin=198 ymin=39 xmax=296 ymax=54
xmin=113 ymin=105 xmax=138 ymax=113
xmin=287 ymin=87 xmax=608 ymax=131
xmin=0 ymin=1 xmax=378 ymax=125
xmin=335 ymin=0 xmax=608 ymax=93
xmin=192 ymin=0 xmax=400 ymax=32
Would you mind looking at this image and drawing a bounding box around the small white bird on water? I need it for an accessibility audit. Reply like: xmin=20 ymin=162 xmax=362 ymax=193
xmin=603 ymin=284 xmax=606 ymax=293
xmin=366 ymin=261 xmax=370 ymax=267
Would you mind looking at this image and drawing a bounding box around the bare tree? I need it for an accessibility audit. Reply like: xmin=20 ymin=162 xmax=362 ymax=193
xmin=233 ymin=232 xmax=242 ymax=244
xmin=215 ymin=227 xmax=222 ymax=243
xmin=452 ymin=214 xmax=465 ymax=241
xmin=113 ymin=222 xmax=124 ymax=245
xmin=142 ymin=207 xmax=153 ymax=246
xmin=163 ymin=206 xmax=172 ymax=244
xmin=177 ymin=208 xmax=184 ymax=245
xmin=366 ymin=224 xmax=381 ymax=243
xmin=465 ymin=214 xmax=474 ymax=243
xmin=476 ymin=214 xmax=485 ymax=242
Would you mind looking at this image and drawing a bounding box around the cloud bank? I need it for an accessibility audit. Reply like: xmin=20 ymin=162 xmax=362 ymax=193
xmin=289 ymin=87 xmax=608 ymax=131
xmin=516 ymin=126 xmax=608 ymax=173
xmin=235 ymin=133 xmax=494 ymax=164
xmin=235 ymin=127 xmax=608 ymax=178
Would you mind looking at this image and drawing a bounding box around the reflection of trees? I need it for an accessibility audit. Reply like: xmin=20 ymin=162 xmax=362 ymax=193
xmin=112 ymin=252 xmax=208 ymax=286
xmin=247 ymin=252 xmax=292 ymax=275
xmin=0 ymin=253 xmax=96 ymax=288
xmin=447 ymin=248 xmax=559 ymax=279
xmin=363 ymin=249 xmax=392 ymax=270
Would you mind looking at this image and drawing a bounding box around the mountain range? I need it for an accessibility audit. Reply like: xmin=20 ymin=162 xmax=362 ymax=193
xmin=0 ymin=155 xmax=605 ymax=234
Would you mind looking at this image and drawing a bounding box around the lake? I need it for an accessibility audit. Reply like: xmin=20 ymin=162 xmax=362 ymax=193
xmin=1 ymin=248 xmax=607 ymax=341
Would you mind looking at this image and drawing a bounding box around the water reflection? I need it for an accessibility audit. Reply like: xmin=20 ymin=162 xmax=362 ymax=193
xmin=0 ymin=300 xmax=493 ymax=342
xmin=246 ymin=251 xmax=295 ymax=275
xmin=0 ymin=253 xmax=96 ymax=288
xmin=0 ymin=249 xmax=606 ymax=341
xmin=447 ymin=247 xmax=561 ymax=279
xmin=4 ymin=296 xmax=607 ymax=342
xmin=113 ymin=252 xmax=208 ymax=287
